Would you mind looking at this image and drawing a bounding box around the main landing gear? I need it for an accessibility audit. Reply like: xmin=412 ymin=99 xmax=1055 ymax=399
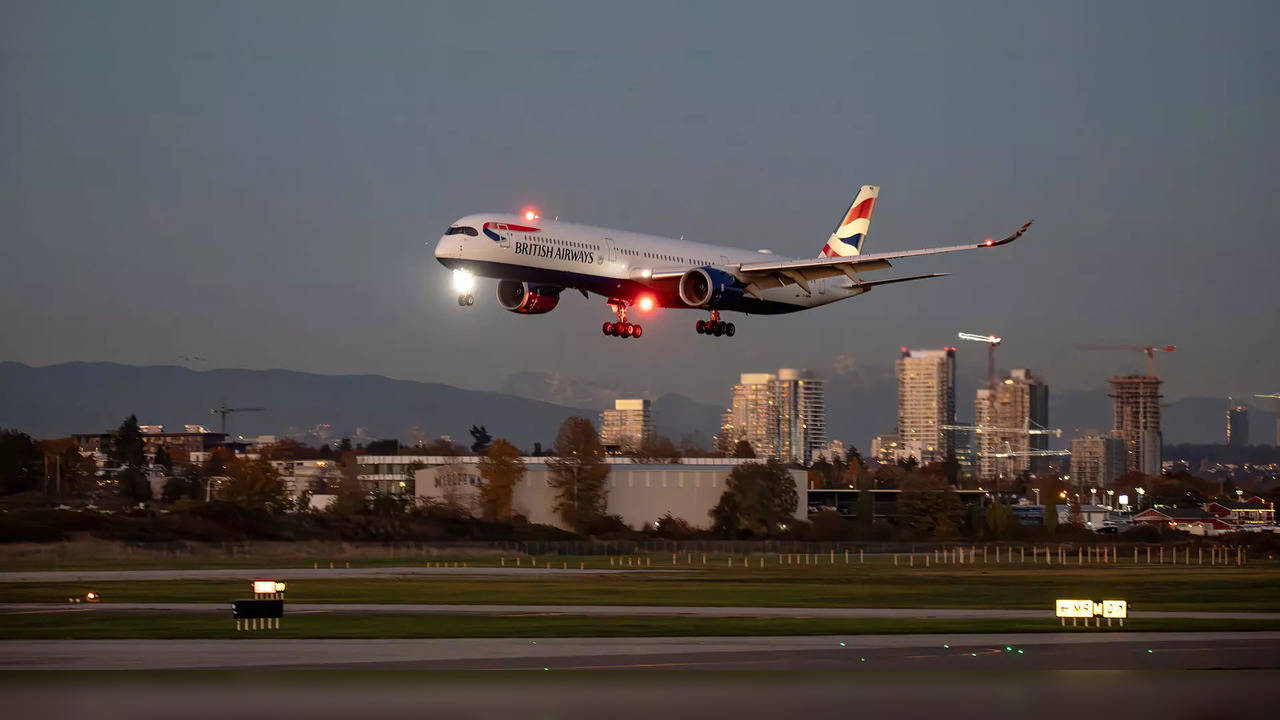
xmin=602 ymin=299 xmax=643 ymax=339
xmin=457 ymin=293 xmax=474 ymax=306
xmin=696 ymin=310 xmax=735 ymax=337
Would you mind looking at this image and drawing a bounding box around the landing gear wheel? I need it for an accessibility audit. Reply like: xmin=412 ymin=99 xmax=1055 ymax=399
xmin=466 ymin=294 xmax=474 ymax=306
xmin=712 ymin=322 xmax=725 ymax=337
xmin=621 ymin=322 xmax=634 ymax=337
xmin=696 ymin=320 xmax=707 ymax=334
xmin=725 ymin=322 xmax=736 ymax=337
xmin=632 ymin=324 xmax=643 ymax=338
xmin=603 ymin=322 xmax=614 ymax=336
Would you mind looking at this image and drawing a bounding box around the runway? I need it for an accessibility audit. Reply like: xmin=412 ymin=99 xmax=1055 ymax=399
xmin=2 ymin=602 xmax=1276 ymax=621
xmin=3 ymin=632 xmax=1278 ymax=670
xmin=0 ymin=566 xmax=629 ymax=583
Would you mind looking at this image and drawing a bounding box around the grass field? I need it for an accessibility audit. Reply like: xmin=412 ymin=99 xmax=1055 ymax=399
xmin=4 ymin=564 xmax=1280 ymax=613
xmin=2 ymin=612 xmax=1279 ymax=640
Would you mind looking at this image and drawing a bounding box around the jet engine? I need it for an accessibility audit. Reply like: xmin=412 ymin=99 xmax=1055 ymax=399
xmin=678 ymin=267 xmax=743 ymax=308
xmin=496 ymin=280 xmax=563 ymax=314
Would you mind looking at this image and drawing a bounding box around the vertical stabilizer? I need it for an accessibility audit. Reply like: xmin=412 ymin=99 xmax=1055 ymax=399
xmin=820 ymin=185 xmax=879 ymax=257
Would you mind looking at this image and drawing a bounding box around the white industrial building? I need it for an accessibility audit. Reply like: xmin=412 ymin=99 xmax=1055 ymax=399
xmin=359 ymin=455 xmax=804 ymax=531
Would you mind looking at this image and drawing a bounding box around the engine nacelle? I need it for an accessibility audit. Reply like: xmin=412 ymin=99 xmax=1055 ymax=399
xmin=678 ymin=267 xmax=743 ymax=308
xmin=496 ymin=280 xmax=563 ymax=314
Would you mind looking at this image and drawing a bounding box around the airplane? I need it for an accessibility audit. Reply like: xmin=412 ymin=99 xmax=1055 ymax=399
xmin=434 ymin=186 xmax=1031 ymax=339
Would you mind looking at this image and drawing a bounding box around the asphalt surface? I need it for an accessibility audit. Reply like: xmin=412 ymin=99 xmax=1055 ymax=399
xmin=3 ymin=602 xmax=1277 ymax=620
xmin=3 ymin=632 xmax=1278 ymax=670
xmin=0 ymin=566 xmax=629 ymax=582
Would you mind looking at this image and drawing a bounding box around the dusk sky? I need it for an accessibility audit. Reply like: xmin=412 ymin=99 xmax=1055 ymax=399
xmin=3 ymin=0 xmax=1277 ymax=407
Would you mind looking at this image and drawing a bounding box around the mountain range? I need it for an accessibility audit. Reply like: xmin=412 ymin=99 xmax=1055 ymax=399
xmin=1 ymin=361 xmax=1274 ymax=451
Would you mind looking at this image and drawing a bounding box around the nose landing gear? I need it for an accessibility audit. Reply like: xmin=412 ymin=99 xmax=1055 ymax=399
xmin=603 ymin=299 xmax=642 ymax=339
xmin=457 ymin=294 xmax=474 ymax=306
xmin=696 ymin=310 xmax=734 ymax=337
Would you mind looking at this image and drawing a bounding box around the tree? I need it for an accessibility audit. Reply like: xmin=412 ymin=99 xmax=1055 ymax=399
xmin=708 ymin=461 xmax=799 ymax=537
xmin=365 ymin=439 xmax=400 ymax=455
xmin=154 ymin=446 xmax=173 ymax=474
xmin=110 ymin=415 xmax=151 ymax=503
xmin=984 ymin=501 xmax=1015 ymax=538
xmin=477 ymin=439 xmax=525 ymax=521
xmin=221 ymin=456 xmax=286 ymax=510
xmin=1067 ymin=497 xmax=1084 ymax=527
xmin=732 ymin=439 xmax=756 ymax=458
xmin=634 ymin=435 xmax=680 ymax=463
xmin=896 ymin=473 xmax=964 ymax=538
xmin=470 ymin=425 xmax=492 ymax=455
xmin=546 ymin=417 xmax=610 ymax=531
xmin=0 ymin=429 xmax=42 ymax=495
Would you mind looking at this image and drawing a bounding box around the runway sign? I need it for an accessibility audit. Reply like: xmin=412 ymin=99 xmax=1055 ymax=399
xmin=1055 ymin=599 xmax=1127 ymax=619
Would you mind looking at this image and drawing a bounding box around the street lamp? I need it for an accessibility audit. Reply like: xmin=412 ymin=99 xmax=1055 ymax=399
xmin=1033 ymin=488 xmax=1041 ymax=505
xmin=1106 ymin=489 xmax=1115 ymax=509
xmin=1136 ymin=487 xmax=1145 ymax=510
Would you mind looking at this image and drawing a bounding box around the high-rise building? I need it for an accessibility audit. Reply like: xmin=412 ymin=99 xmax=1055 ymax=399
xmin=870 ymin=433 xmax=905 ymax=464
xmin=974 ymin=368 xmax=1049 ymax=479
xmin=1110 ymin=375 xmax=1162 ymax=475
xmin=723 ymin=373 xmax=779 ymax=459
xmin=776 ymin=368 xmax=827 ymax=464
xmin=1069 ymin=431 xmax=1126 ymax=490
xmin=1227 ymin=400 xmax=1249 ymax=447
xmin=600 ymin=398 xmax=653 ymax=453
xmin=896 ymin=348 xmax=956 ymax=464
xmin=718 ymin=369 xmax=828 ymax=464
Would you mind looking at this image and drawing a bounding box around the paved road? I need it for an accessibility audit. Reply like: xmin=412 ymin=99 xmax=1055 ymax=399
xmin=3 ymin=632 xmax=1278 ymax=670
xmin=0 ymin=566 xmax=630 ymax=582
xmin=3 ymin=602 xmax=1277 ymax=620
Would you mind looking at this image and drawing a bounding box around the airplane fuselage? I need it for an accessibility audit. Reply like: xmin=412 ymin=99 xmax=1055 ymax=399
xmin=433 ymin=213 xmax=859 ymax=315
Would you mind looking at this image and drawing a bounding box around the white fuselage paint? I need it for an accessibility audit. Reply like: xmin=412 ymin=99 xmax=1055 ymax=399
xmin=434 ymin=213 xmax=864 ymax=314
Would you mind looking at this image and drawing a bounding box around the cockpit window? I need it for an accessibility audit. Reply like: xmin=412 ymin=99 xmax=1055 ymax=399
xmin=445 ymin=226 xmax=478 ymax=236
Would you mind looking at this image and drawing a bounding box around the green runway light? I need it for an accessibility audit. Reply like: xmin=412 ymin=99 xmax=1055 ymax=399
xmin=943 ymin=644 xmax=949 ymax=649
xmin=1005 ymin=646 xmax=1012 ymax=652
xmin=1017 ymin=649 xmax=1024 ymax=654
xmin=860 ymin=657 xmax=866 ymax=662
xmin=1147 ymin=649 xmax=1154 ymax=654
xmin=840 ymin=642 xmax=846 ymax=647
xmin=971 ymin=653 xmax=977 ymax=657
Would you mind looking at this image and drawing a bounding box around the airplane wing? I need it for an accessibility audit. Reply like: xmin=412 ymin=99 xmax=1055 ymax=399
xmin=646 ymin=220 xmax=1032 ymax=297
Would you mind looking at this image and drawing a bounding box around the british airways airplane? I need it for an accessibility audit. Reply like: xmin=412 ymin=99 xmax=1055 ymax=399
xmin=434 ymin=186 xmax=1031 ymax=339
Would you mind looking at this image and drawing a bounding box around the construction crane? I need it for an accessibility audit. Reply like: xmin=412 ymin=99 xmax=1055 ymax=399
xmin=1079 ymin=344 xmax=1176 ymax=377
xmin=210 ymin=401 xmax=265 ymax=436
xmin=958 ymin=332 xmax=1002 ymax=393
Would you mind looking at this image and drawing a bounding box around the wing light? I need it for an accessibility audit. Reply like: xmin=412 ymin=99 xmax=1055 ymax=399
xmin=523 ymin=208 xmax=540 ymax=221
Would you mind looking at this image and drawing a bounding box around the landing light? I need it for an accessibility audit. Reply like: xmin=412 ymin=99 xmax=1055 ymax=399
xmin=452 ymin=269 xmax=475 ymax=293
xmin=637 ymin=295 xmax=655 ymax=312
xmin=523 ymin=208 xmax=540 ymax=221
xmin=984 ymin=238 xmax=993 ymax=246
xmin=640 ymin=268 xmax=652 ymax=278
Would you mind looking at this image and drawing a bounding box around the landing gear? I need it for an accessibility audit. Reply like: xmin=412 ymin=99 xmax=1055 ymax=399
xmin=457 ymin=294 xmax=474 ymax=306
xmin=602 ymin=300 xmax=642 ymax=339
xmin=696 ymin=311 xmax=734 ymax=337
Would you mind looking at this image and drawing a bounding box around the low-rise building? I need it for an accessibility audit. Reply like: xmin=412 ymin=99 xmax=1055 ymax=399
xmin=410 ymin=458 xmax=804 ymax=531
xmin=1132 ymin=507 xmax=1236 ymax=533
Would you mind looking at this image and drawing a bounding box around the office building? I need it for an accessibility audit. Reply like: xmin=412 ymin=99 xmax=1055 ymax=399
xmin=895 ymin=348 xmax=956 ymax=463
xmin=717 ymin=369 xmax=829 ymax=464
xmin=1227 ymin=400 xmax=1249 ymax=447
xmin=1110 ymin=375 xmax=1162 ymax=474
xmin=974 ymin=368 xmax=1049 ymax=479
xmin=600 ymin=398 xmax=653 ymax=453
xmin=1069 ymin=431 xmax=1126 ymax=489
xmin=776 ymin=368 xmax=827 ymax=464
xmin=870 ymin=433 xmax=906 ymax=464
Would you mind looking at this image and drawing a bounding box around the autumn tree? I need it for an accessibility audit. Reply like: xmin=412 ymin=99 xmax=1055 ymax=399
xmin=732 ymin=440 xmax=756 ymax=458
xmin=221 ymin=456 xmax=286 ymax=510
xmin=546 ymin=417 xmax=610 ymax=531
xmin=477 ymin=439 xmax=525 ymax=521
xmin=895 ymin=473 xmax=964 ymax=538
xmin=709 ymin=461 xmax=799 ymax=537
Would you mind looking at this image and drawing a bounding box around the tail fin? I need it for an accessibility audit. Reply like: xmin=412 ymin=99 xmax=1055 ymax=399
xmin=820 ymin=185 xmax=879 ymax=257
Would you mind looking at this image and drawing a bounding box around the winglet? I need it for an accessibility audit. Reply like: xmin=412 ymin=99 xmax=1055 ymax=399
xmin=985 ymin=220 xmax=1033 ymax=248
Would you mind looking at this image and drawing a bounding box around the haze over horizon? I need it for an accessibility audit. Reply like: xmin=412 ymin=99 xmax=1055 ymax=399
xmin=3 ymin=1 xmax=1278 ymax=406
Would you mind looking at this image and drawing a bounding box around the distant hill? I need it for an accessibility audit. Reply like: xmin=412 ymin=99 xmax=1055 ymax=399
xmin=0 ymin=362 xmax=599 ymax=451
